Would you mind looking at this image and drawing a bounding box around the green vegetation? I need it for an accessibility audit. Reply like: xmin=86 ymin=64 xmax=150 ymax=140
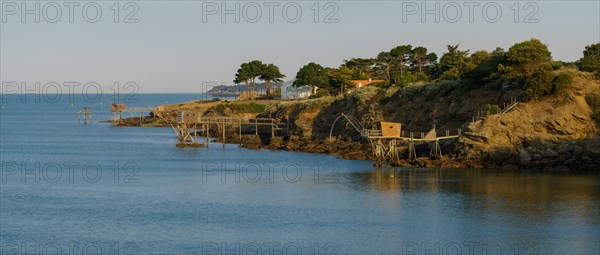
xmin=522 ymin=67 xmax=555 ymax=101
xmin=484 ymin=104 xmax=501 ymax=115
xmin=264 ymin=88 xmax=282 ymax=99
xmin=294 ymin=62 xmax=329 ymax=95
xmin=578 ymin=43 xmax=600 ymax=79
xmin=348 ymin=86 xmax=378 ymax=106
xmin=552 ymin=71 xmax=575 ymax=94
xmin=500 ymin=39 xmax=552 ymax=81
xmin=294 ymin=39 xmax=596 ymax=101
xmin=234 ymin=61 xmax=285 ymax=100
xmin=438 ymin=44 xmax=469 ymax=80
xmin=586 ymin=94 xmax=600 ymax=126
xmin=195 ymin=98 xmax=220 ymax=103
xmin=231 ymin=39 xmax=597 ymax=103
xmin=327 ymin=66 xmax=356 ymax=94
xmin=221 ymin=102 xmax=267 ymax=114
xmin=259 ymin=63 xmax=286 ymax=96
xmin=308 ymin=88 xmax=331 ymax=99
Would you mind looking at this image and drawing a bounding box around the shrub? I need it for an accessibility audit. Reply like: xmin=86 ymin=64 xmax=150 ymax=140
xmin=523 ymin=68 xmax=576 ymax=100
xmin=441 ymin=68 xmax=461 ymax=80
xmin=551 ymin=72 xmax=574 ymax=94
xmin=370 ymin=81 xmax=391 ymax=88
xmin=385 ymin=86 xmax=400 ymax=98
xmin=426 ymin=90 xmax=437 ymax=102
xmin=263 ymin=88 xmax=282 ymax=99
xmin=304 ymin=96 xmax=335 ymax=111
xmin=196 ymin=98 xmax=220 ymax=103
xmin=523 ymin=67 xmax=554 ymax=101
xmin=349 ymin=86 xmax=378 ymax=106
xmin=579 ymin=43 xmax=600 ymax=79
xmin=399 ymin=72 xmax=424 ymax=85
xmin=247 ymin=103 xmax=267 ymax=113
xmin=414 ymin=73 xmax=429 ymax=82
xmin=308 ymin=89 xmax=331 ymax=99
xmin=225 ymin=102 xmax=267 ymax=113
xmin=550 ymin=61 xmax=564 ymax=70
xmin=398 ymin=83 xmax=426 ymax=100
xmin=586 ymin=94 xmax=600 ymax=126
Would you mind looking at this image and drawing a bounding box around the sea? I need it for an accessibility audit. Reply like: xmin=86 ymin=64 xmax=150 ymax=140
xmin=1 ymin=93 xmax=599 ymax=254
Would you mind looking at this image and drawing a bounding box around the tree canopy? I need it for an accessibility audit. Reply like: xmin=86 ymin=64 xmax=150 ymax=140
xmin=233 ymin=60 xmax=284 ymax=99
xmin=259 ymin=63 xmax=286 ymax=96
xmin=293 ymin=62 xmax=329 ymax=94
xmin=438 ymin=44 xmax=470 ymax=80
xmin=233 ymin=38 xmax=597 ymax=102
xmin=499 ymin=38 xmax=552 ymax=81
xmin=579 ymin=43 xmax=600 ymax=78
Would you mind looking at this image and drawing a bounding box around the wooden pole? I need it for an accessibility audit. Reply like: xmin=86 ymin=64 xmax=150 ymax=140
xmin=206 ymin=124 xmax=210 ymax=147
xmin=437 ymin=139 xmax=442 ymax=158
xmin=193 ymin=124 xmax=198 ymax=145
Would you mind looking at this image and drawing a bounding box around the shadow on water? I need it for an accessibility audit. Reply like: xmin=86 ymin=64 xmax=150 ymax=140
xmin=350 ymin=167 xmax=600 ymax=220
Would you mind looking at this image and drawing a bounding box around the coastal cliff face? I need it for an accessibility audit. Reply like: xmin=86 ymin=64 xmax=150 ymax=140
xmin=148 ymin=73 xmax=599 ymax=170
xmin=461 ymin=86 xmax=600 ymax=170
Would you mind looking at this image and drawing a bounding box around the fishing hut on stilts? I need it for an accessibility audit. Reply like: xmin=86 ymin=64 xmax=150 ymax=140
xmin=329 ymin=113 xmax=462 ymax=166
xmin=77 ymin=107 xmax=93 ymax=124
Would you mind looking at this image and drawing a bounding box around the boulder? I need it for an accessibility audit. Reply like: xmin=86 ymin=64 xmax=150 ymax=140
xmin=519 ymin=149 xmax=532 ymax=165
xmin=543 ymin=148 xmax=559 ymax=158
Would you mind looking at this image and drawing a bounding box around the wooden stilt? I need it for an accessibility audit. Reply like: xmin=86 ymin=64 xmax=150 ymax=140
xmin=271 ymin=119 xmax=275 ymax=138
xmin=77 ymin=107 xmax=92 ymax=125
xmin=166 ymin=115 xmax=284 ymax=148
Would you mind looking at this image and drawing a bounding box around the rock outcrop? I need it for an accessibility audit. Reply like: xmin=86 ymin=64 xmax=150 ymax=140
xmin=461 ymin=89 xmax=600 ymax=170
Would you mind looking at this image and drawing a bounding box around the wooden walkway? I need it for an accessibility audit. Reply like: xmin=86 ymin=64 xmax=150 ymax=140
xmin=161 ymin=112 xmax=284 ymax=147
xmin=110 ymin=104 xmax=154 ymax=125
xmin=362 ymin=129 xmax=461 ymax=141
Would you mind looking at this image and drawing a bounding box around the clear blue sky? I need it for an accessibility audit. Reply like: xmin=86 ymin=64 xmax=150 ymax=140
xmin=1 ymin=0 xmax=599 ymax=93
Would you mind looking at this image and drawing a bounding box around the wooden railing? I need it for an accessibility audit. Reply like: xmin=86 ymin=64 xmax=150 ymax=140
xmin=362 ymin=129 xmax=462 ymax=141
xmin=177 ymin=116 xmax=279 ymax=126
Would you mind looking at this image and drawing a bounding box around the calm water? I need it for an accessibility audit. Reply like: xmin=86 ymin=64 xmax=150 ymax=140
xmin=1 ymin=94 xmax=599 ymax=255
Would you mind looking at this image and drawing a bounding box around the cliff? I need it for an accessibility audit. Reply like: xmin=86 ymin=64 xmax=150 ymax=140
xmin=144 ymin=70 xmax=599 ymax=170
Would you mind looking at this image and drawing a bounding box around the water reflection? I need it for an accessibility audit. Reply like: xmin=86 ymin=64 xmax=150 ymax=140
xmin=352 ymin=168 xmax=600 ymax=223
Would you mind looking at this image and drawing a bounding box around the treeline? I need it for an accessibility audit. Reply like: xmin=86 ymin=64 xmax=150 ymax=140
xmin=298 ymin=39 xmax=599 ymax=100
xmin=234 ymin=60 xmax=285 ymax=100
xmin=233 ymin=39 xmax=599 ymax=100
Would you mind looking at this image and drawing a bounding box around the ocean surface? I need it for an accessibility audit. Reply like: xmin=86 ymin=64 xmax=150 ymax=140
xmin=1 ymin=93 xmax=599 ymax=255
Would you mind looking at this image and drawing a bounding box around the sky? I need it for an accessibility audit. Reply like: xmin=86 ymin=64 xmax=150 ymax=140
xmin=1 ymin=0 xmax=599 ymax=93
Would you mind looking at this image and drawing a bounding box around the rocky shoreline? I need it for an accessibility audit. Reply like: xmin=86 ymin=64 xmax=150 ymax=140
xmin=114 ymin=78 xmax=600 ymax=171
xmin=116 ymin=115 xmax=600 ymax=170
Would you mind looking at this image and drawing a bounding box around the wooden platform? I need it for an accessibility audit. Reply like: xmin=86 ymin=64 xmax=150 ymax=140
xmin=160 ymin=111 xmax=285 ymax=147
xmin=110 ymin=104 xmax=154 ymax=125
xmin=362 ymin=129 xmax=461 ymax=142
